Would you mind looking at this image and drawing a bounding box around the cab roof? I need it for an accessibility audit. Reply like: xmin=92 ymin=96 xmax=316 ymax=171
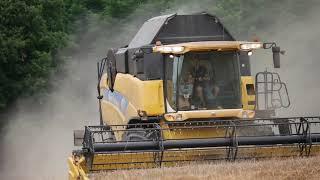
xmin=128 ymin=12 xmax=235 ymax=48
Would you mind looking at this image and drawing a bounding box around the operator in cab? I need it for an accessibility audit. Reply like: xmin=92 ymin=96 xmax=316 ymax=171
xmin=178 ymin=57 xmax=220 ymax=110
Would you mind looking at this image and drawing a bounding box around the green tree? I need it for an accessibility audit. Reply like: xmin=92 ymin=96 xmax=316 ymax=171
xmin=0 ymin=0 xmax=69 ymax=109
xmin=104 ymin=0 xmax=149 ymax=18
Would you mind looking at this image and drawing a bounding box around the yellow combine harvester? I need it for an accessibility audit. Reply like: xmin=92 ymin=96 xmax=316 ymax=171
xmin=68 ymin=13 xmax=320 ymax=179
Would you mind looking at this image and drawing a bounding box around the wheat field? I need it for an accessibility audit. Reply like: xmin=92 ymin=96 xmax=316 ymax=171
xmin=92 ymin=156 xmax=320 ymax=180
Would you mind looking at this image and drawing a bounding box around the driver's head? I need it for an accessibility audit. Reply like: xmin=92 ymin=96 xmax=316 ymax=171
xmin=187 ymin=73 xmax=194 ymax=83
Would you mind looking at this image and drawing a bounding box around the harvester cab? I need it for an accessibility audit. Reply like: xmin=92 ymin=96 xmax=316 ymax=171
xmin=68 ymin=13 xmax=320 ymax=180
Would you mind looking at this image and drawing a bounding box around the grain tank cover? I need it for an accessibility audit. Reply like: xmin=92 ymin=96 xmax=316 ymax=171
xmin=128 ymin=12 xmax=234 ymax=48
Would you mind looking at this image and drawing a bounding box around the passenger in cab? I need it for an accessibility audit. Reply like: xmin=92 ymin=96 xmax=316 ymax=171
xmin=178 ymin=73 xmax=194 ymax=110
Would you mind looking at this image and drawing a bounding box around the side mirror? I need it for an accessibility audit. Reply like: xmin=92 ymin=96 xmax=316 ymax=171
xmin=272 ymin=46 xmax=281 ymax=68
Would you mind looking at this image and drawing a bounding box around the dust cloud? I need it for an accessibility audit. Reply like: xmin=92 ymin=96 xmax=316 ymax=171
xmin=1 ymin=1 xmax=320 ymax=179
xmin=249 ymin=5 xmax=320 ymax=117
xmin=0 ymin=2 xmax=169 ymax=180
xmin=0 ymin=26 xmax=99 ymax=179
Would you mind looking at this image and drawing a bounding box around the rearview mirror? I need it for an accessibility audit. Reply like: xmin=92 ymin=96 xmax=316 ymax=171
xmin=272 ymin=46 xmax=281 ymax=68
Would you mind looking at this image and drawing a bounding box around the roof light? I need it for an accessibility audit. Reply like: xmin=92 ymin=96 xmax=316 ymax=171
xmin=247 ymin=51 xmax=253 ymax=56
xmin=240 ymin=43 xmax=263 ymax=50
xmin=162 ymin=46 xmax=172 ymax=53
xmin=153 ymin=46 xmax=185 ymax=54
xmin=171 ymin=46 xmax=185 ymax=53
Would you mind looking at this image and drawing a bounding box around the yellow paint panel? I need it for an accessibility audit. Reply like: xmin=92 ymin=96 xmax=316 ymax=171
xmin=165 ymin=109 xmax=255 ymax=121
xmin=163 ymin=128 xmax=226 ymax=139
xmin=88 ymin=145 xmax=320 ymax=172
xmin=113 ymin=73 xmax=165 ymax=116
xmin=101 ymin=101 xmax=126 ymax=140
xmin=101 ymin=101 xmax=125 ymax=125
xmin=241 ymin=76 xmax=255 ymax=110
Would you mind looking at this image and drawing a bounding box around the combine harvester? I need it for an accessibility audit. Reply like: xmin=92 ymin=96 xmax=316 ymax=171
xmin=68 ymin=13 xmax=320 ymax=179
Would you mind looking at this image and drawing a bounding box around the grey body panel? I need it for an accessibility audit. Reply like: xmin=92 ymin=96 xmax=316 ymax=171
xmin=129 ymin=14 xmax=176 ymax=48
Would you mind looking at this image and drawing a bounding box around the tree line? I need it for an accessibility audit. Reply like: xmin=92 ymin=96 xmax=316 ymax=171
xmin=0 ymin=0 xmax=150 ymax=110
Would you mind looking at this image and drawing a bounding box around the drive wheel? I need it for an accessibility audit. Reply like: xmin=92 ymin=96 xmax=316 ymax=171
xmin=122 ymin=128 xmax=160 ymax=142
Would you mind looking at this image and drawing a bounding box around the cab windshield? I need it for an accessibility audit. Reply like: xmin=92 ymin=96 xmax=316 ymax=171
xmin=165 ymin=51 xmax=241 ymax=111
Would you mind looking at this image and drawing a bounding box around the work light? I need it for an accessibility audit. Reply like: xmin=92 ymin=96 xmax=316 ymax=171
xmin=240 ymin=43 xmax=263 ymax=50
